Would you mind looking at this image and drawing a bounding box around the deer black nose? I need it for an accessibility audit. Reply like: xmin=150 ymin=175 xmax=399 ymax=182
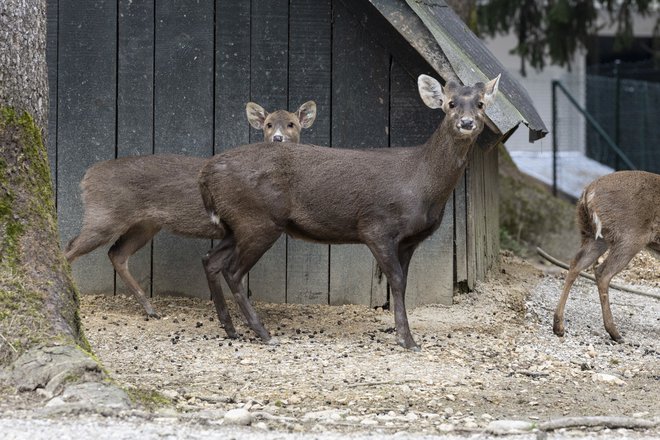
xmin=273 ymin=135 xmax=283 ymax=142
xmin=460 ymin=118 xmax=475 ymax=130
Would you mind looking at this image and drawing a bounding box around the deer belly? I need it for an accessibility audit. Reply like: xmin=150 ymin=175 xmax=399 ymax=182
xmin=285 ymin=217 xmax=361 ymax=244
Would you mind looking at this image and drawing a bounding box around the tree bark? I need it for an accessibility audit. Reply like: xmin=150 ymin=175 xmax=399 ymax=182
xmin=0 ymin=0 xmax=86 ymax=365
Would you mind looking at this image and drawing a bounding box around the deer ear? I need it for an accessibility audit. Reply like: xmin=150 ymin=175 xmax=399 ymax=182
xmin=246 ymin=102 xmax=267 ymax=129
xmin=483 ymin=74 xmax=501 ymax=107
xmin=418 ymin=74 xmax=445 ymax=109
xmin=296 ymin=101 xmax=317 ymax=129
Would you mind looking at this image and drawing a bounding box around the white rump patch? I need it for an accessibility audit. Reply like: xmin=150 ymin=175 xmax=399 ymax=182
xmin=592 ymin=212 xmax=603 ymax=239
xmin=210 ymin=213 xmax=220 ymax=225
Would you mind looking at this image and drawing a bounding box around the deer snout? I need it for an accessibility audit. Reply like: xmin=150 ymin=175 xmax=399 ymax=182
xmin=272 ymin=134 xmax=284 ymax=142
xmin=459 ymin=118 xmax=475 ymax=131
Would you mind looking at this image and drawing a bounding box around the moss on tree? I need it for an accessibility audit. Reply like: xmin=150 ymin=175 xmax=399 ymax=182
xmin=0 ymin=107 xmax=89 ymax=365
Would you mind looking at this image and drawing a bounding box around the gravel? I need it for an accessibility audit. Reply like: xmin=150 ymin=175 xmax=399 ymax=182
xmin=1 ymin=251 xmax=658 ymax=438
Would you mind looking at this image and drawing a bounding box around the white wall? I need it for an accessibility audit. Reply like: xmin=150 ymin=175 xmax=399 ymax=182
xmin=483 ymin=33 xmax=586 ymax=153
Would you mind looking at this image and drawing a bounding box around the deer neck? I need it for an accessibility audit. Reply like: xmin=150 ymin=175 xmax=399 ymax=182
xmin=421 ymin=119 xmax=475 ymax=186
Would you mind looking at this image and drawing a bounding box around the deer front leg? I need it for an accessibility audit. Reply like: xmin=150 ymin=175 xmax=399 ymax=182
xmin=368 ymin=240 xmax=420 ymax=351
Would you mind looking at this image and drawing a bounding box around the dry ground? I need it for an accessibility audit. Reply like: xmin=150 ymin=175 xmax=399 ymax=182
xmin=70 ymin=251 xmax=659 ymax=435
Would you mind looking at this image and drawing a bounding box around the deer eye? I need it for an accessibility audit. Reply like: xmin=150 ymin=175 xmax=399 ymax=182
xmin=477 ymin=102 xmax=484 ymax=109
xmin=448 ymin=101 xmax=455 ymax=109
xmin=288 ymin=122 xmax=295 ymax=128
xmin=266 ymin=123 xmax=273 ymax=129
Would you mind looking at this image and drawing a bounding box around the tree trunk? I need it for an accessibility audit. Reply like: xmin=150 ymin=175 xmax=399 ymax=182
xmin=0 ymin=0 xmax=87 ymax=366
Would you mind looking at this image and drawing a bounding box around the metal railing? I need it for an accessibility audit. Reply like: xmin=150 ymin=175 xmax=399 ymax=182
xmin=551 ymin=79 xmax=637 ymax=196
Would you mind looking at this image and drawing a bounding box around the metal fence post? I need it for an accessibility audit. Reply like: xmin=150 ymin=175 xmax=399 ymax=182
xmin=551 ymin=80 xmax=558 ymax=196
xmin=614 ymin=59 xmax=621 ymax=170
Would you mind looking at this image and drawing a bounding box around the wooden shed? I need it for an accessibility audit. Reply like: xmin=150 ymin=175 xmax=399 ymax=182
xmin=46 ymin=0 xmax=546 ymax=308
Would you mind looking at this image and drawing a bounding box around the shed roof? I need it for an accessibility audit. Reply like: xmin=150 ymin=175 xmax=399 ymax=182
xmin=342 ymin=0 xmax=548 ymax=142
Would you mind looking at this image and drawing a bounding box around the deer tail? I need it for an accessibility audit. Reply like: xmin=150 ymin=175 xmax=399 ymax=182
xmin=576 ymin=189 xmax=602 ymax=240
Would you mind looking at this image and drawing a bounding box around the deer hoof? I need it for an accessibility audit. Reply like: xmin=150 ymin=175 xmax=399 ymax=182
xmin=398 ymin=339 xmax=421 ymax=351
xmin=146 ymin=311 xmax=161 ymax=320
xmin=609 ymin=333 xmax=624 ymax=343
xmin=264 ymin=337 xmax=280 ymax=346
xmin=224 ymin=328 xmax=239 ymax=339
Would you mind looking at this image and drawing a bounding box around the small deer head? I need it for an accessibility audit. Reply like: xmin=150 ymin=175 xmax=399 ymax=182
xmin=418 ymin=74 xmax=500 ymax=139
xmin=246 ymin=101 xmax=317 ymax=143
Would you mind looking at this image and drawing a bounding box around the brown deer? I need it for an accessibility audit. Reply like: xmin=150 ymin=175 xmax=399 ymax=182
xmin=65 ymin=101 xmax=317 ymax=319
xmin=198 ymin=74 xmax=501 ymax=350
xmin=553 ymin=170 xmax=660 ymax=342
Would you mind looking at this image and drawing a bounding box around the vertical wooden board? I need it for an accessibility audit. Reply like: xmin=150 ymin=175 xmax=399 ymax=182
xmin=115 ymin=0 xmax=154 ymax=298
xmin=46 ymin=0 xmax=58 ymax=191
xmin=215 ymin=0 xmax=250 ymax=153
xmin=329 ymin=1 xmax=389 ymax=307
xmin=214 ymin=0 xmax=251 ymax=299
xmin=453 ymin=174 xmax=468 ymax=285
xmin=407 ymin=199 xmax=454 ymax=307
xmin=465 ymin=151 xmax=477 ymax=289
xmin=57 ymin=0 xmax=116 ymax=295
xmin=485 ymin=145 xmax=500 ymax=271
xmin=389 ymin=61 xmax=438 ymax=147
xmin=153 ymin=1 xmax=214 ymax=299
xmin=247 ymin=0 xmax=289 ymax=304
xmin=117 ymin=0 xmax=153 ymax=157
xmin=389 ymin=60 xmax=452 ymax=307
xmin=286 ymin=0 xmax=332 ymax=305
xmin=472 ymin=147 xmax=487 ymax=280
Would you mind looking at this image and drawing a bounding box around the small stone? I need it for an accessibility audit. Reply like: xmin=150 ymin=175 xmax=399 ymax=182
xmin=360 ymin=418 xmax=379 ymax=426
xmin=161 ymin=389 xmax=179 ymax=400
xmin=224 ymin=408 xmax=253 ymax=426
xmin=443 ymin=407 xmax=454 ymax=416
xmin=437 ymin=423 xmax=454 ymax=432
xmin=587 ymin=344 xmax=597 ymax=358
xmin=45 ymin=397 xmax=65 ymax=407
xmin=592 ymin=372 xmax=626 ymax=386
xmin=405 ymin=411 xmax=418 ymax=421
xmin=486 ymin=420 xmax=534 ymax=435
xmin=445 ymin=394 xmax=456 ymax=401
xmin=253 ymin=421 xmax=269 ymax=431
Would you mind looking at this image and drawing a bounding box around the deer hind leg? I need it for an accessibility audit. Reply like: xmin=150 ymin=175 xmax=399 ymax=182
xmin=366 ymin=239 xmax=419 ymax=351
xmin=207 ymin=224 xmax=282 ymax=343
xmin=202 ymin=232 xmax=238 ymax=339
xmin=108 ymin=222 xmax=160 ymax=318
xmin=553 ymin=238 xmax=607 ymax=337
xmin=594 ymin=242 xmax=644 ymax=342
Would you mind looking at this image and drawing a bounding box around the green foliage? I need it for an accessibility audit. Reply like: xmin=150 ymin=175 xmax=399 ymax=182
xmin=478 ymin=0 xmax=658 ymax=74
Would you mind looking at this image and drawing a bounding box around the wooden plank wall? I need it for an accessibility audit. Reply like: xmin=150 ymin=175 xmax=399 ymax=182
xmin=47 ymin=0 xmax=498 ymax=308
xmin=56 ymin=0 xmax=117 ymax=295
xmin=116 ymin=0 xmax=154 ymax=296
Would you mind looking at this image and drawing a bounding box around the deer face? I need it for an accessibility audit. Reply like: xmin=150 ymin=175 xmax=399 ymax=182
xmin=246 ymin=101 xmax=317 ymax=143
xmin=418 ymin=74 xmax=500 ymax=139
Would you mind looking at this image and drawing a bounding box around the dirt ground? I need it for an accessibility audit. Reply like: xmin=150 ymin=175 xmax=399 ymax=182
xmin=72 ymin=251 xmax=659 ymax=435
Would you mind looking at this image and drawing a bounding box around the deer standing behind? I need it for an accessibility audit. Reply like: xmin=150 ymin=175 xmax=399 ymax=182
xmin=553 ymin=170 xmax=660 ymax=341
xmin=65 ymin=101 xmax=317 ymax=318
xmin=199 ymin=74 xmax=501 ymax=350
